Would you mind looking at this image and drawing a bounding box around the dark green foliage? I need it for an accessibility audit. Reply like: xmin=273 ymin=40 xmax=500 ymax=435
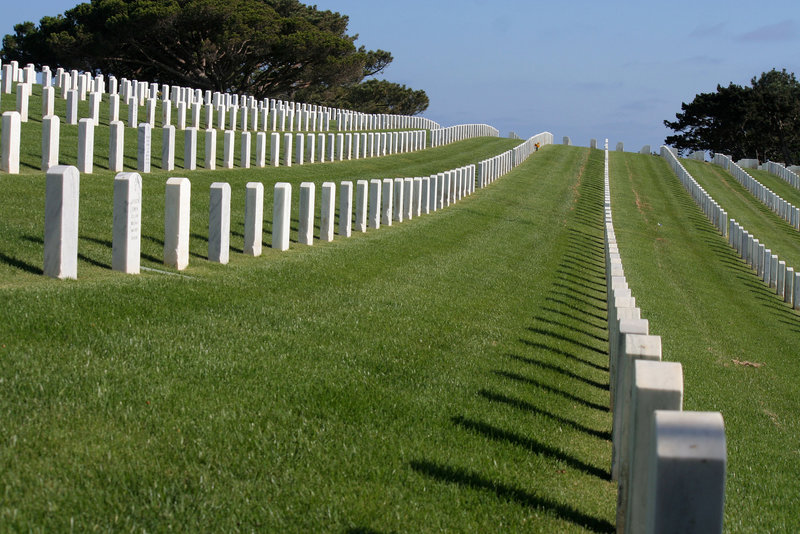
xmin=0 ymin=0 xmax=428 ymax=114
xmin=664 ymin=68 xmax=800 ymax=164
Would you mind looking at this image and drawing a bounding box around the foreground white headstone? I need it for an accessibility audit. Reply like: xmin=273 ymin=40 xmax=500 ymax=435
xmin=355 ymin=180 xmax=368 ymax=232
xmin=273 ymin=182 xmax=292 ymax=250
xmin=299 ymin=182 xmax=316 ymax=245
xmin=43 ymin=165 xmax=80 ymax=279
xmin=112 ymin=172 xmax=142 ymax=274
xmin=204 ymin=129 xmax=217 ymax=169
xmin=381 ymin=178 xmax=394 ymax=226
xmin=243 ymin=182 xmax=264 ymax=256
xmin=0 ymin=111 xmax=21 ymax=174
xmin=320 ymin=182 xmax=335 ymax=242
xmin=164 ymin=177 xmax=191 ymax=270
xmin=208 ymin=182 xmax=231 ymax=264
xmin=645 ymin=411 xmax=726 ymax=534
xmin=339 ymin=181 xmax=353 ymax=237
xmin=623 ymin=360 xmax=683 ymax=534
xmin=368 ymin=179 xmax=382 ymax=229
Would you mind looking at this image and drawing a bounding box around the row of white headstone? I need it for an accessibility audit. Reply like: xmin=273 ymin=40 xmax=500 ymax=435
xmin=712 ymin=153 xmax=800 ymax=230
xmin=39 ymin=160 xmax=479 ymax=278
xmin=476 ymin=132 xmax=554 ymax=187
xmin=763 ymin=160 xmax=800 ymax=191
xmin=0 ymin=59 xmax=440 ymax=134
xmin=607 ymin=140 xmax=727 ymax=534
xmin=729 ymin=218 xmax=800 ymax=307
xmin=663 ymin=148 xmax=729 ymax=236
xmin=429 ymin=124 xmax=499 ymax=147
xmin=0 ymin=105 xmax=427 ymax=174
xmin=663 ymin=147 xmax=800 ymax=308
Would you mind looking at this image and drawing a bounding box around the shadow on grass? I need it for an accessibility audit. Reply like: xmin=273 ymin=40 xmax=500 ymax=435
xmin=542 ymin=306 xmax=606 ymax=332
xmin=479 ymin=389 xmax=610 ymax=441
xmin=526 ymin=327 xmax=606 ymax=356
xmin=505 ymin=353 xmax=608 ymax=391
xmin=0 ymin=251 xmax=42 ymax=275
xmin=519 ymin=338 xmax=606 ymax=372
xmin=546 ymin=295 xmax=607 ymax=323
xmin=532 ymin=315 xmax=607 ymax=343
xmin=492 ymin=369 xmax=608 ymax=412
xmin=452 ymin=415 xmax=610 ymax=480
xmin=409 ymin=459 xmax=614 ymax=533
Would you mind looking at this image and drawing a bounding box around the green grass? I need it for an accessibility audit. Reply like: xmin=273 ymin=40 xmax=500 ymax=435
xmin=610 ymin=151 xmax=800 ymax=532
xmin=680 ymin=159 xmax=800 ymax=270
xmin=0 ymin=144 xmax=617 ymax=531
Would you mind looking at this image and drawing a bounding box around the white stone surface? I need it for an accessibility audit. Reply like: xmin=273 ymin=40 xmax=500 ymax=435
xmin=369 ymin=179 xmax=382 ymax=229
xmin=299 ymin=182 xmax=316 ymax=245
xmin=184 ymin=128 xmax=198 ymax=170
xmin=320 ymin=182 xmax=335 ymax=242
xmin=204 ymin=129 xmax=217 ymax=169
xmin=137 ymin=123 xmax=152 ymax=173
xmin=403 ymin=178 xmax=413 ymax=220
xmin=295 ymin=133 xmax=305 ymax=165
xmin=1 ymin=111 xmax=21 ymax=172
xmin=244 ymin=182 xmax=264 ymax=257
xmin=623 ymin=360 xmax=683 ymax=534
xmin=273 ymin=182 xmax=292 ymax=250
xmin=255 ymin=132 xmax=267 ymax=167
xmin=613 ymin=332 xmax=661 ymax=482
xmin=16 ymin=83 xmax=29 ymax=122
xmin=43 ymin=165 xmax=80 ymax=279
xmin=41 ymin=115 xmax=60 ymax=171
xmin=240 ymin=132 xmax=251 ymax=169
xmin=381 ymin=178 xmax=394 ymax=226
xmin=270 ymin=133 xmax=280 ymax=166
xmin=77 ymin=118 xmax=95 ymax=174
xmin=393 ymin=178 xmax=404 ymax=222
xmin=339 ymin=181 xmax=353 ymax=237
xmin=283 ymin=133 xmax=293 ymax=166
xmin=355 ymin=180 xmax=368 ymax=232
xmin=162 ymin=125 xmax=175 ymax=171
xmin=208 ymin=182 xmax=231 ymax=264
xmin=112 ymin=172 xmax=142 ymax=274
xmin=645 ymin=411 xmax=726 ymax=534
xmin=164 ymin=177 xmax=191 ymax=270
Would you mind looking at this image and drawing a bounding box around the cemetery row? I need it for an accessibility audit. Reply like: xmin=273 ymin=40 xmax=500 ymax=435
xmin=763 ymin=160 xmax=800 ymax=189
xmin=39 ymin=132 xmax=554 ymax=279
xmin=712 ymin=154 xmax=800 ymax=231
xmin=0 ymin=107 xmax=428 ymax=175
xmin=0 ymin=60 xmax=439 ymax=134
xmin=662 ymin=147 xmax=800 ymax=310
xmin=605 ymin=141 xmax=727 ymax=534
xmin=430 ymin=124 xmax=499 ymax=147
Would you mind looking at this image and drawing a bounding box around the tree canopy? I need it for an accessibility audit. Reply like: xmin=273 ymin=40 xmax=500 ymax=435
xmin=1 ymin=0 xmax=429 ymax=115
xmin=664 ymin=68 xmax=800 ymax=164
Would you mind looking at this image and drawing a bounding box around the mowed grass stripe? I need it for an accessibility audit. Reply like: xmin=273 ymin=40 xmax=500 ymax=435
xmin=610 ymin=151 xmax=800 ymax=533
xmin=1 ymin=145 xmax=615 ymax=531
xmin=681 ymin=159 xmax=800 ymax=270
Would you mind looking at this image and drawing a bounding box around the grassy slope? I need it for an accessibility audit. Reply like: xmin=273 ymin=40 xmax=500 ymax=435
xmin=610 ymin=151 xmax=800 ymax=533
xmin=0 ymin=145 xmax=616 ymax=532
xmin=681 ymin=159 xmax=800 ymax=270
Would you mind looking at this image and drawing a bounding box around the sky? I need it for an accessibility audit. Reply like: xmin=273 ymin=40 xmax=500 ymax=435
xmin=2 ymin=0 xmax=799 ymax=151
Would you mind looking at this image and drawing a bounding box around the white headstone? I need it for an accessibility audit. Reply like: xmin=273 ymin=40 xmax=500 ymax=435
xmin=272 ymin=183 xmax=292 ymax=251
xmin=204 ymin=129 xmax=217 ymax=169
xmin=184 ymin=128 xmax=198 ymax=170
xmin=299 ymin=182 xmax=316 ymax=245
xmin=339 ymin=181 xmax=353 ymax=237
xmin=109 ymin=121 xmax=125 ymax=173
xmin=381 ymin=178 xmax=394 ymax=226
xmin=244 ymin=182 xmax=264 ymax=256
xmin=43 ymin=165 xmax=80 ymax=279
xmin=112 ymin=172 xmax=142 ymax=274
xmin=77 ymin=118 xmax=95 ymax=174
xmin=222 ymin=130 xmax=235 ymax=169
xmin=137 ymin=123 xmax=152 ymax=173
xmin=369 ymin=179 xmax=382 ymax=229
xmin=208 ymin=182 xmax=231 ymax=264
xmin=355 ymin=180 xmax=368 ymax=232
xmin=41 ymin=115 xmax=60 ymax=171
xmin=164 ymin=177 xmax=191 ymax=270
xmin=158 ymin=125 xmax=175 ymax=171
xmin=0 ymin=111 xmax=21 ymax=173
xmin=645 ymin=411 xmax=726 ymax=534
xmin=320 ymin=182 xmax=335 ymax=242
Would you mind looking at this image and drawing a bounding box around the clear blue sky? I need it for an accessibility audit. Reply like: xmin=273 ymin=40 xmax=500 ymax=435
xmin=3 ymin=0 xmax=799 ymax=150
